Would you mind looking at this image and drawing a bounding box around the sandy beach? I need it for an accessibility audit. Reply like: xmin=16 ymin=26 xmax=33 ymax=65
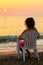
xmin=0 ymin=46 xmax=43 ymax=65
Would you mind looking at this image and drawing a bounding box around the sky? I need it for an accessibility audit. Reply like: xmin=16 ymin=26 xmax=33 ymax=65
xmin=0 ymin=0 xmax=43 ymax=36
xmin=0 ymin=0 xmax=43 ymax=16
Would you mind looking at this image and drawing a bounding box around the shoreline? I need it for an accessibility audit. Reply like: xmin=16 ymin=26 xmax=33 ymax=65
xmin=0 ymin=46 xmax=43 ymax=56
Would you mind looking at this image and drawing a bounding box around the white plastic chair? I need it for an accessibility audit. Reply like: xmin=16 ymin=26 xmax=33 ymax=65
xmin=17 ymin=39 xmax=40 ymax=62
xmin=17 ymin=31 xmax=40 ymax=62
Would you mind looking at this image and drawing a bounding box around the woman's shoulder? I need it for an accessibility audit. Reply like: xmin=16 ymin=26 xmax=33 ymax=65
xmin=22 ymin=29 xmax=28 ymax=33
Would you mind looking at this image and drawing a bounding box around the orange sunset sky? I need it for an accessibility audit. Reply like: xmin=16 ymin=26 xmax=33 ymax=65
xmin=0 ymin=0 xmax=43 ymax=36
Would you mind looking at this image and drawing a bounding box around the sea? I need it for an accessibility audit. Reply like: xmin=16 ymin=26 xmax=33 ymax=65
xmin=0 ymin=33 xmax=43 ymax=51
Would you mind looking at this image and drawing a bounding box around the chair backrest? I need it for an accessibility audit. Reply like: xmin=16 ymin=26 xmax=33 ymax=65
xmin=25 ymin=30 xmax=39 ymax=49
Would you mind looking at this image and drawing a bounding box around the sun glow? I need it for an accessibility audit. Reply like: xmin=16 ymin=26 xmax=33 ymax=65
xmin=0 ymin=0 xmax=43 ymax=36
xmin=3 ymin=9 xmax=7 ymax=13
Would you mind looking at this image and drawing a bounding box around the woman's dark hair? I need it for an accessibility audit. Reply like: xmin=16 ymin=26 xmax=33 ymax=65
xmin=25 ymin=17 xmax=35 ymax=29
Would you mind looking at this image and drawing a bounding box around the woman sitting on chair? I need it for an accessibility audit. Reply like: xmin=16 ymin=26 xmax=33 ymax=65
xmin=17 ymin=17 xmax=40 ymax=60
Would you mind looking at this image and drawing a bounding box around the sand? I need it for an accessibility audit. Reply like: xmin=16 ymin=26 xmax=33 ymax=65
xmin=0 ymin=46 xmax=43 ymax=65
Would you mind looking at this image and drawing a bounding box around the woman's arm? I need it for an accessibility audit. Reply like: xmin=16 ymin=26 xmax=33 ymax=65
xmin=34 ymin=27 xmax=40 ymax=39
xmin=19 ymin=29 xmax=27 ymax=40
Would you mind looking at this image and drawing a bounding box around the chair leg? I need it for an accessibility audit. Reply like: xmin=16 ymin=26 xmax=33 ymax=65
xmin=17 ymin=39 xmax=20 ymax=59
xmin=23 ymin=49 xmax=25 ymax=62
xmin=18 ymin=49 xmax=20 ymax=59
xmin=34 ymin=49 xmax=40 ymax=60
